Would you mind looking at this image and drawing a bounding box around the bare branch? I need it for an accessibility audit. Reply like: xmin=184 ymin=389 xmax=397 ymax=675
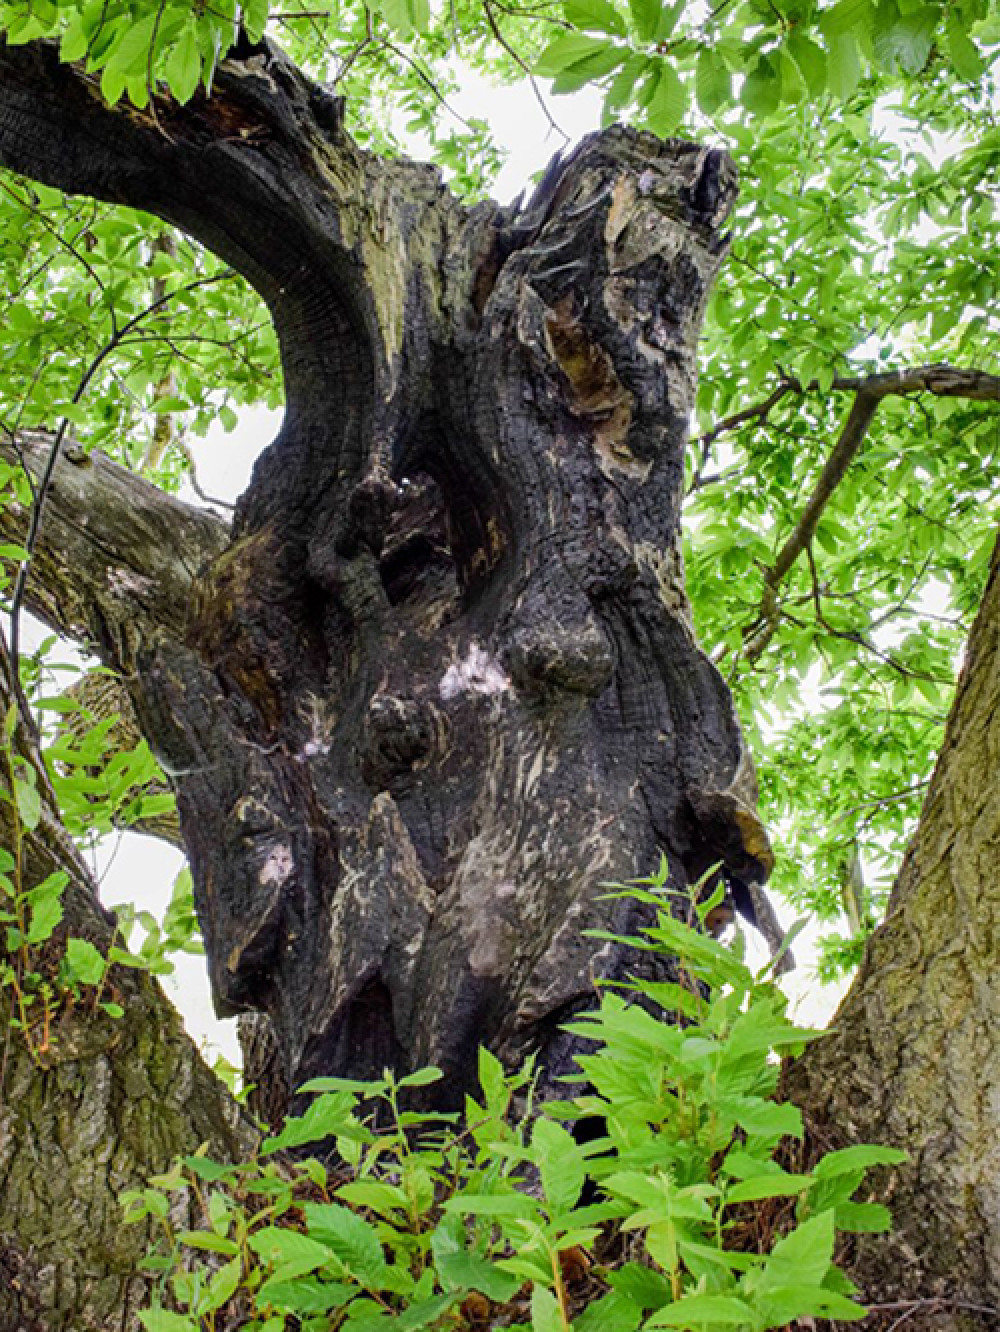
xmin=724 ymin=363 xmax=1000 ymax=664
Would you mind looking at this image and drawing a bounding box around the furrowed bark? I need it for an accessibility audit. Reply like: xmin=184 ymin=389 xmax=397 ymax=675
xmin=0 ymin=639 xmax=250 ymax=1332
xmin=790 ymin=536 xmax=1000 ymax=1329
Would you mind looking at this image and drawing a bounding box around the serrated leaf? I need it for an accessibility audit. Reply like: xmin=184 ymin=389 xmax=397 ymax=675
xmin=248 ymin=1227 xmax=333 ymax=1274
xmin=760 ymin=1210 xmax=835 ymax=1289
xmin=202 ymin=1257 xmax=242 ymax=1312
xmin=644 ymin=59 xmax=687 ymax=135
xmin=627 ymin=0 xmax=660 ymax=41
xmin=757 ymin=1283 xmax=867 ymax=1323
xmin=533 ymin=1116 xmax=586 ymax=1215
xmin=63 ymin=937 xmax=106 ymax=985
xmin=255 ymin=1274 xmax=354 ymax=1313
xmin=813 ymin=1145 xmax=907 ymax=1178
xmin=826 ymin=29 xmax=862 ymax=96
xmin=535 ymin=32 xmax=616 ymax=76
xmin=788 ymin=32 xmax=827 ymax=93
xmin=696 ymin=47 xmax=731 ymax=115
xmin=436 ymin=1250 xmax=521 ymax=1302
xmin=725 ymin=1173 xmax=811 ymax=1203
xmin=564 ymin=0 xmax=627 ymax=36
xmin=301 ymin=1203 xmax=387 ymax=1286
xmin=742 ymin=53 xmax=780 ymax=115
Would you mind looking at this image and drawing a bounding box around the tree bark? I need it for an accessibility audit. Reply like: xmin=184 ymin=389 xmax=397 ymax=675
xmin=790 ymin=537 xmax=1000 ymax=1329
xmin=0 ymin=634 xmax=251 ymax=1331
xmin=0 ymin=37 xmax=782 ymax=1112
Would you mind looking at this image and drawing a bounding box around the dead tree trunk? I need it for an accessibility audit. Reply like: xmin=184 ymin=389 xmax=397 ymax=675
xmin=0 ymin=37 xmax=777 ymax=1109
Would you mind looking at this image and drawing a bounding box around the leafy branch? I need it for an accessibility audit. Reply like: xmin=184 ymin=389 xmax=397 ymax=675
xmin=716 ymin=364 xmax=1000 ymax=664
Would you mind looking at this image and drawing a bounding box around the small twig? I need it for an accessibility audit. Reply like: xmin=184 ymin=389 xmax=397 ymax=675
xmin=483 ymin=0 xmax=569 ymax=144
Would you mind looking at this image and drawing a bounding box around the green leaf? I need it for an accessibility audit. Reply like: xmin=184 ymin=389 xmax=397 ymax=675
xmin=760 ymin=1210 xmax=835 ymax=1289
xmin=757 ymin=1284 xmax=867 ymax=1323
xmin=872 ymin=0 xmax=936 ymax=75
xmin=138 ymin=1312 xmax=199 ymax=1332
xmin=695 ymin=47 xmax=731 ymax=115
xmin=177 ymin=1230 xmax=241 ymax=1255
xmin=301 ymin=1203 xmax=387 ymax=1286
xmin=742 ymin=54 xmax=781 ymax=116
xmin=202 ymin=1257 xmax=243 ymax=1313
xmin=788 ymin=32 xmax=827 ymax=94
xmin=628 ymin=0 xmax=661 ymax=41
xmin=812 ymin=1145 xmax=907 ymax=1178
xmin=396 ymin=1065 xmax=444 ymax=1088
xmin=26 ymin=873 xmax=67 ymax=943
xmin=165 ymin=26 xmax=202 ymax=106
xmin=644 ymin=60 xmax=687 ymax=135
xmin=725 ymin=1173 xmax=811 ymax=1203
xmin=535 ymin=32 xmax=616 ymax=76
xmin=63 ymin=937 xmax=106 ymax=985
xmin=15 ymin=775 xmax=42 ymax=832
xmin=247 ymin=1227 xmax=334 ymax=1274
xmin=443 ymin=1192 xmax=538 ymax=1218
xmin=945 ymin=12 xmax=983 ymax=78
xmin=646 ymin=1293 xmax=756 ymax=1326
xmin=531 ymin=1286 xmax=563 ymax=1332
xmin=564 ymin=0 xmax=627 ymax=36
xmin=435 ymin=1250 xmax=521 ymax=1302
xmin=825 ymin=29 xmax=862 ymax=96
xmin=835 ymin=1200 xmax=894 ymax=1232
xmin=256 ymin=1275 xmax=354 ymax=1314
xmin=533 ymin=1116 xmax=586 ymax=1215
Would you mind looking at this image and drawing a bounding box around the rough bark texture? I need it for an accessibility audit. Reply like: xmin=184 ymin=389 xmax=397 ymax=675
xmin=0 ymin=639 xmax=251 ymax=1331
xmin=790 ymin=539 xmax=1000 ymax=1330
xmin=0 ymin=37 xmax=781 ymax=1116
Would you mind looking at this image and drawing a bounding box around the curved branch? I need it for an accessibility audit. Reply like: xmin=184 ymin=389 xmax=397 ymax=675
xmin=735 ymin=363 xmax=1000 ymax=663
xmin=0 ymin=431 xmax=229 ymax=671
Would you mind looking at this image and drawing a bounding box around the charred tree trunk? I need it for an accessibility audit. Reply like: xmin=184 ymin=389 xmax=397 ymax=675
xmin=0 ymin=37 xmax=779 ymax=1111
xmin=790 ymin=540 xmax=1000 ymax=1330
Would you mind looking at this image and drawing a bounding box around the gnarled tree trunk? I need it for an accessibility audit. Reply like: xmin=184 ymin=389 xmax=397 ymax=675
xmin=0 ymin=37 xmax=777 ymax=1114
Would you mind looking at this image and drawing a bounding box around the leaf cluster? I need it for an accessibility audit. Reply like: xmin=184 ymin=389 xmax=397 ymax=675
xmin=124 ymin=871 xmax=905 ymax=1332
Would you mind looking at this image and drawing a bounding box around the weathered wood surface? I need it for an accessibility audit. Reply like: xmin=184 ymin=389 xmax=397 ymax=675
xmin=0 ymin=37 xmax=776 ymax=1109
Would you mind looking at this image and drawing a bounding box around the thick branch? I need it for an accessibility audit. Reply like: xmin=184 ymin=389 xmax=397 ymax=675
xmin=0 ymin=431 xmax=228 ymax=670
xmin=735 ymin=363 xmax=1000 ymax=663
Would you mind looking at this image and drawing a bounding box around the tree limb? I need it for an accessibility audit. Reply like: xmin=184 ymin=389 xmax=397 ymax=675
xmin=734 ymin=363 xmax=1000 ymax=663
xmin=0 ymin=430 xmax=229 ymax=671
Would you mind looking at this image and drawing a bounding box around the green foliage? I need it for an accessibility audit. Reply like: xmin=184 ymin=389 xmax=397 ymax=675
xmin=125 ymin=873 xmax=904 ymax=1330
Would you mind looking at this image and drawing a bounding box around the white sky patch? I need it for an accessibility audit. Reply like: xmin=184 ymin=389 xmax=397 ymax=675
xmin=440 ymin=642 xmax=510 ymax=700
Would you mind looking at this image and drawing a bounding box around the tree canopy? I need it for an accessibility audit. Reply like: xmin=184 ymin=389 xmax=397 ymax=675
xmin=1 ymin=0 xmax=997 ymax=975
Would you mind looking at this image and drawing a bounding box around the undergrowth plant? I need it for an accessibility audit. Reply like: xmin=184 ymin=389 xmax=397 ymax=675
xmin=124 ymin=862 xmax=905 ymax=1332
